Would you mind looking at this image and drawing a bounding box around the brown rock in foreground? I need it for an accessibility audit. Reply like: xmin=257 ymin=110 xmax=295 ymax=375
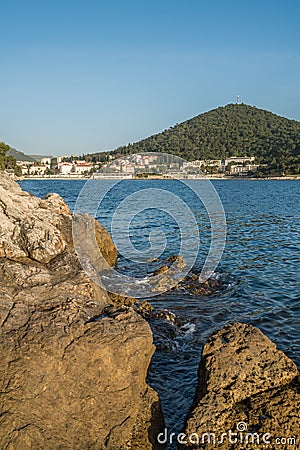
xmin=181 ymin=322 xmax=300 ymax=449
xmin=0 ymin=173 xmax=164 ymax=449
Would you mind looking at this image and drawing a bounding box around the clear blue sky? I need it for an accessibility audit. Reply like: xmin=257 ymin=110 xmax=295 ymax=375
xmin=1 ymin=0 xmax=299 ymax=155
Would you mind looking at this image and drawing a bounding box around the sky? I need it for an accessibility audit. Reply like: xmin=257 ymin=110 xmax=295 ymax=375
xmin=0 ymin=0 xmax=300 ymax=156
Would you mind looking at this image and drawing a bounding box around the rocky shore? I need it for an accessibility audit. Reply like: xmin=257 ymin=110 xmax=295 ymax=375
xmin=180 ymin=323 xmax=300 ymax=449
xmin=0 ymin=173 xmax=299 ymax=449
xmin=0 ymin=173 xmax=164 ymax=449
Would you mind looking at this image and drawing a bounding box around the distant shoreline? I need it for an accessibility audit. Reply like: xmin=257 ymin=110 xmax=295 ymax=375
xmin=18 ymin=175 xmax=300 ymax=181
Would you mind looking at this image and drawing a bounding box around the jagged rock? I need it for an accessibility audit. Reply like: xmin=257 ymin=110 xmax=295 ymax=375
xmin=177 ymin=274 xmax=222 ymax=295
xmin=136 ymin=300 xmax=154 ymax=316
xmin=0 ymin=173 xmax=164 ymax=450
xmin=0 ymin=307 xmax=164 ymax=449
xmin=153 ymin=265 xmax=169 ymax=276
xmin=180 ymin=322 xmax=300 ymax=449
xmin=166 ymin=255 xmax=185 ymax=264
xmin=73 ymin=212 xmax=118 ymax=271
xmin=149 ymin=255 xmax=222 ymax=295
xmin=108 ymin=292 xmax=137 ymax=308
xmin=0 ymin=178 xmax=66 ymax=263
xmin=149 ymin=255 xmax=186 ymax=293
xmin=43 ymin=192 xmax=71 ymax=214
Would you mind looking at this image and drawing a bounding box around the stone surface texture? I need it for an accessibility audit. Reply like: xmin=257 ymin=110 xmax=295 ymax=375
xmin=181 ymin=322 xmax=300 ymax=449
xmin=0 ymin=173 xmax=164 ymax=450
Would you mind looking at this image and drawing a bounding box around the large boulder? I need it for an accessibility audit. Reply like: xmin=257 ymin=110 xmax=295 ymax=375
xmin=0 ymin=173 xmax=164 ymax=449
xmin=181 ymin=322 xmax=300 ymax=449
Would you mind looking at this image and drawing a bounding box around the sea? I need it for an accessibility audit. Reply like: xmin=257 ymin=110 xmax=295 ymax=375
xmin=20 ymin=178 xmax=300 ymax=446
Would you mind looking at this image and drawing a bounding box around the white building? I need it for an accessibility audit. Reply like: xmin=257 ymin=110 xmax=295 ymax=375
xmin=189 ymin=160 xmax=205 ymax=167
xmin=230 ymin=164 xmax=259 ymax=175
xmin=56 ymin=156 xmax=68 ymax=163
xmin=20 ymin=166 xmax=29 ymax=175
xmin=204 ymin=159 xmax=223 ymax=167
xmin=58 ymin=162 xmax=73 ymax=175
xmin=122 ymin=163 xmax=135 ymax=174
xmin=29 ymin=165 xmax=47 ymax=175
xmin=41 ymin=157 xmax=51 ymax=167
xmin=74 ymin=162 xmax=94 ymax=174
xmin=16 ymin=160 xmax=34 ymax=167
xmin=224 ymin=156 xmax=255 ymax=165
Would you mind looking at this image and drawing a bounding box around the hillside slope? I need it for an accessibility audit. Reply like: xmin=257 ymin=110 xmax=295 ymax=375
xmin=7 ymin=148 xmax=36 ymax=162
xmin=88 ymin=104 xmax=300 ymax=173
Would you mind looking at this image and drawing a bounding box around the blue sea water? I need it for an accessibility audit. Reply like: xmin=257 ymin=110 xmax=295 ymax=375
xmin=20 ymin=179 xmax=300 ymax=441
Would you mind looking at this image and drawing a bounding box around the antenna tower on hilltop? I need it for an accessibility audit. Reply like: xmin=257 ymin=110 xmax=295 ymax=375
xmin=236 ymin=95 xmax=241 ymax=104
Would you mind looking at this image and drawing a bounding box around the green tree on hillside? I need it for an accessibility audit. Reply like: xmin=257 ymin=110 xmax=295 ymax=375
xmin=0 ymin=142 xmax=10 ymax=170
xmin=0 ymin=141 xmax=22 ymax=175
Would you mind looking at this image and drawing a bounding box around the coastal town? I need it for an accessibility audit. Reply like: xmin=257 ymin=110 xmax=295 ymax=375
xmin=16 ymin=156 xmax=96 ymax=177
xmin=15 ymin=153 xmax=259 ymax=179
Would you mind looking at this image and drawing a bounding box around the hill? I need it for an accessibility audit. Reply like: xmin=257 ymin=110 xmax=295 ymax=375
xmin=29 ymin=154 xmax=54 ymax=162
xmin=87 ymin=104 xmax=300 ymax=174
xmin=7 ymin=148 xmax=36 ymax=162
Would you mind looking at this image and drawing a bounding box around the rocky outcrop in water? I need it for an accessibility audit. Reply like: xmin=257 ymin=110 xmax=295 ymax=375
xmin=0 ymin=173 xmax=164 ymax=449
xmin=3 ymin=173 xmax=299 ymax=450
xmin=150 ymin=255 xmax=223 ymax=296
xmin=180 ymin=322 xmax=300 ymax=449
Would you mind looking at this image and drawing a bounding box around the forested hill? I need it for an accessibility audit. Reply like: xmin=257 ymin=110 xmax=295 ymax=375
xmin=87 ymin=104 xmax=300 ymax=172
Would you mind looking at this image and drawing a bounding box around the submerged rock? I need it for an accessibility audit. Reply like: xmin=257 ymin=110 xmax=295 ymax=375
xmin=180 ymin=322 xmax=300 ymax=449
xmin=150 ymin=255 xmax=186 ymax=293
xmin=153 ymin=264 xmax=169 ymax=276
xmin=149 ymin=255 xmax=222 ymax=296
xmin=177 ymin=274 xmax=222 ymax=295
xmin=0 ymin=173 xmax=164 ymax=450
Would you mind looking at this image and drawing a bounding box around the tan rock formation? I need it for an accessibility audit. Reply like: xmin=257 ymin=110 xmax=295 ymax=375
xmin=0 ymin=172 xmax=164 ymax=449
xmin=181 ymin=322 xmax=300 ymax=449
